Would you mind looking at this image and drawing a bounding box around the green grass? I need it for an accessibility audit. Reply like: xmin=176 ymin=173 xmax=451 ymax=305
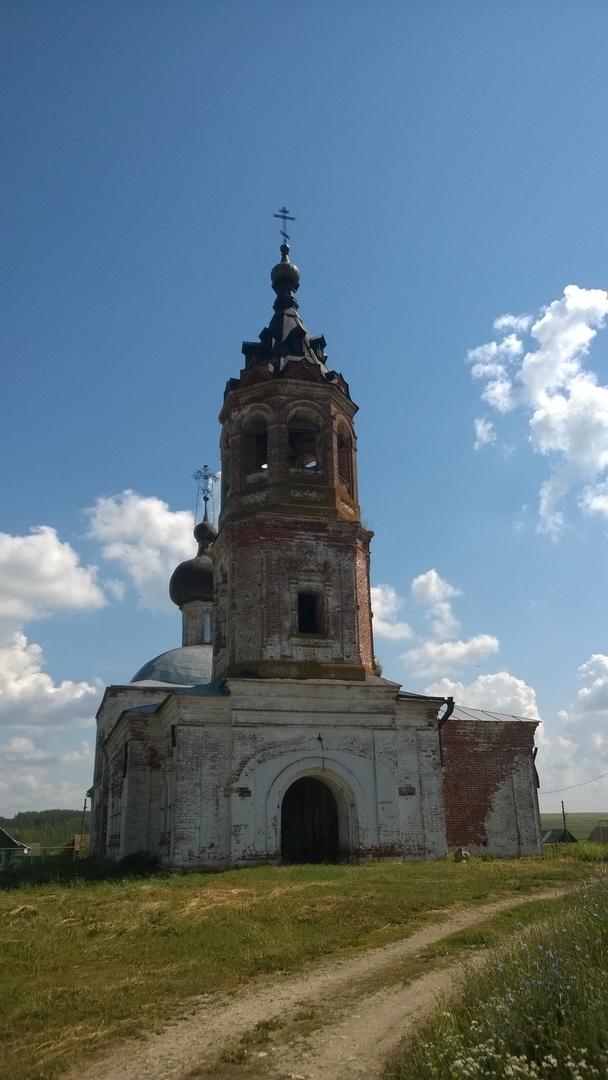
xmin=0 ymin=852 xmax=602 ymax=1080
xmin=540 ymin=812 xmax=608 ymax=842
xmin=194 ymin=897 xmax=569 ymax=1080
xmin=386 ymin=870 xmax=608 ymax=1079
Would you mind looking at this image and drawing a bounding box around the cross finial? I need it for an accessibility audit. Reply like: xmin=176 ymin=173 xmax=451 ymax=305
xmin=192 ymin=465 xmax=219 ymax=523
xmin=273 ymin=205 xmax=295 ymax=242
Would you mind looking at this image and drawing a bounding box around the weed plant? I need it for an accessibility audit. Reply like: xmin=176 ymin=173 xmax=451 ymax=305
xmin=387 ymin=871 xmax=608 ymax=1079
xmin=0 ymin=850 xmax=603 ymax=1080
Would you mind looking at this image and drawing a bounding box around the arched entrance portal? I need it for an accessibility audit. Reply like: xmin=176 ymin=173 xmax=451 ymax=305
xmin=281 ymin=776 xmax=340 ymax=864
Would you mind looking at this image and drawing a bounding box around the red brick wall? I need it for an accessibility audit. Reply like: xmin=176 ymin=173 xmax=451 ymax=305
xmin=213 ymin=515 xmax=373 ymax=677
xmin=442 ymin=719 xmax=538 ymax=850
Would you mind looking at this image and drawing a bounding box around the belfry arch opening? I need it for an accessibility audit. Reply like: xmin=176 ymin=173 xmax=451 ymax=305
xmin=288 ymin=411 xmax=321 ymax=470
xmin=244 ymin=416 xmax=268 ymax=473
xmin=336 ymin=424 xmax=354 ymax=496
xmin=281 ymin=776 xmax=340 ymax=863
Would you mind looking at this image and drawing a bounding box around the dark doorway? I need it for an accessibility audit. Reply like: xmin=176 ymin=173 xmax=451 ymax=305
xmin=281 ymin=776 xmax=340 ymax=863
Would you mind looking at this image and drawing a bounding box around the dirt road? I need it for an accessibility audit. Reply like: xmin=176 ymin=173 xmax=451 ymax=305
xmin=73 ymin=890 xmax=561 ymax=1080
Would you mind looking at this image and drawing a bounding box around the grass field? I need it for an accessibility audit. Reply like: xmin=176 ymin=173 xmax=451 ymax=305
xmin=387 ymin=871 xmax=608 ymax=1078
xmin=1 ymin=850 xmax=604 ymax=1080
xmin=540 ymin=811 xmax=608 ymax=841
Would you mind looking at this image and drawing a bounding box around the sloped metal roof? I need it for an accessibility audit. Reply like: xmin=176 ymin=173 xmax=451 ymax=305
xmin=450 ymin=704 xmax=539 ymax=724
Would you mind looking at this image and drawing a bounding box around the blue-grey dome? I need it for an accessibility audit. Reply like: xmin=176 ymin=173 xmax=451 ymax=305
xmin=131 ymin=644 xmax=213 ymax=686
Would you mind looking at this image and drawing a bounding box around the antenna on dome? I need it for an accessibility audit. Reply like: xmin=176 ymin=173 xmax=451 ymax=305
xmin=273 ymin=205 xmax=295 ymax=243
xmin=193 ymin=465 xmax=219 ymax=524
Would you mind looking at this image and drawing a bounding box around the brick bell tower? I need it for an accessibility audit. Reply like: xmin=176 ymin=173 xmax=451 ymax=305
xmin=212 ymin=242 xmax=375 ymax=681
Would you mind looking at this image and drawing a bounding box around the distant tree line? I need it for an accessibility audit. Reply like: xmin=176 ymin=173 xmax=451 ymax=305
xmin=0 ymin=809 xmax=91 ymax=847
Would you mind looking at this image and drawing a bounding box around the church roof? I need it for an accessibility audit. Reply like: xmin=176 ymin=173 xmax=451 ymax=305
xmin=450 ymin=705 xmax=540 ymax=724
xmin=226 ymin=244 xmax=351 ymax=400
xmin=131 ymin=644 xmax=213 ymax=686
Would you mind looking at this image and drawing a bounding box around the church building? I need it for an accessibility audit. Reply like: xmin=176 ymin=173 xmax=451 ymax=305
xmin=90 ymin=242 xmax=542 ymax=866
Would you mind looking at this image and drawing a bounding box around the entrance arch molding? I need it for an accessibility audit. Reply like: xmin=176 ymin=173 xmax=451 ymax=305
xmin=266 ymin=753 xmax=362 ymax=858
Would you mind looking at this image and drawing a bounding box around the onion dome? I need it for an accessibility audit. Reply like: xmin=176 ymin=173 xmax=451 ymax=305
xmin=271 ymin=243 xmax=300 ymax=291
xmin=169 ymin=516 xmax=217 ymax=608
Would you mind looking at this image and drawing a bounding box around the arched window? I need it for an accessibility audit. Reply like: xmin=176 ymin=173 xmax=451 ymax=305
xmin=337 ymin=425 xmax=354 ymax=496
xmin=288 ymin=411 xmax=321 ymax=470
xmin=244 ymin=416 xmax=268 ymax=473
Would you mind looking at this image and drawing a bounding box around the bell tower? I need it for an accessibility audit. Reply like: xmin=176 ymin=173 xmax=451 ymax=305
xmin=212 ymin=243 xmax=375 ymax=681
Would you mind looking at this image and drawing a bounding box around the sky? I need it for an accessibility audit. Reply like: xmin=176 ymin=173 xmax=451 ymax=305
xmin=2 ymin=0 xmax=608 ymax=818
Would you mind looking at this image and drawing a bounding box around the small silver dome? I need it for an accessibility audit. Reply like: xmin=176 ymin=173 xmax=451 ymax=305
xmin=131 ymin=644 xmax=213 ymax=686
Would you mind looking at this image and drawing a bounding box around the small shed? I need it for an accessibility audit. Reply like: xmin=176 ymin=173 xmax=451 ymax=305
xmin=542 ymin=828 xmax=578 ymax=845
xmin=587 ymin=821 xmax=608 ymax=843
xmin=0 ymin=826 xmax=30 ymax=868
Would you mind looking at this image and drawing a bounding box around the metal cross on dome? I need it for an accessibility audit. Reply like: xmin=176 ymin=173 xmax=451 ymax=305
xmin=193 ymin=464 xmax=219 ymax=523
xmin=273 ymin=205 xmax=295 ymax=242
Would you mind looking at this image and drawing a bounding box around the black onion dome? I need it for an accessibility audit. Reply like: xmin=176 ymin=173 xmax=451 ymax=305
xmin=271 ymin=243 xmax=300 ymax=290
xmin=169 ymin=518 xmax=217 ymax=607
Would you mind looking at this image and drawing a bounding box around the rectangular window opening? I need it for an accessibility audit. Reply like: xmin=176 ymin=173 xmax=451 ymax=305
xmin=298 ymin=592 xmax=320 ymax=634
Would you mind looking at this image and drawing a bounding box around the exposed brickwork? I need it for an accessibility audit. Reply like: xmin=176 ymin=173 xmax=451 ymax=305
xmin=213 ymin=353 xmax=374 ymax=682
xmin=441 ymin=719 xmax=541 ymax=856
xmin=213 ymin=516 xmax=373 ymax=680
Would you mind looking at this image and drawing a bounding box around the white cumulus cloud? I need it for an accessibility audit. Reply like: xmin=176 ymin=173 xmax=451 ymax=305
xmin=0 ymin=526 xmax=105 ymax=628
xmin=87 ymin=490 xmax=194 ymax=609
xmin=0 ymin=526 xmax=103 ymax=738
xmin=60 ymin=740 xmax=94 ymax=766
xmin=0 ymin=768 xmax=90 ymax=817
xmin=533 ymin=656 xmax=608 ymax=811
xmin=411 ymin=569 xmax=461 ymax=639
xmin=370 ymin=584 xmax=413 ymax=640
xmin=402 ymin=634 xmax=499 ymax=676
xmin=468 ymin=286 xmax=608 ymax=534
xmin=493 ymin=314 xmax=533 ymax=334
xmin=0 ymin=632 xmax=99 ymax=729
xmin=474 ymin=417 xmax=496 ymax=450
xmin=424 ymin=671 xmax=540 ymax=718
xmin=0 ymin=736 xmax=54 ymax=763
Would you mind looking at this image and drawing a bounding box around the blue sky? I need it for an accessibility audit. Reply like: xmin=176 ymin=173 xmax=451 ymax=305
xmin=2 ymin=1 xmax=608 ymax=816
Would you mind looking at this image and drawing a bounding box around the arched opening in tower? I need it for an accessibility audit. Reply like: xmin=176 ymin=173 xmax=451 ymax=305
xmin=280 ymin=776 xmax=340 ymax=864
xmin=244 ymin=417 xmax=268 ymax=472
xmin=337 ymin=425 xmax=354 ymax=496
xmin=288 ymin=413 xmax=321 ymax=470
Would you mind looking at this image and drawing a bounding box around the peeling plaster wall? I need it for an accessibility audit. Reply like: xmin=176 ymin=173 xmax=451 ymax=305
xmin=94 ymin=678 xmax=449 ymax=867
xmin=90 ymin=685 xmax=168 ymax=855
xmin=441 ymin=719 xmax=542 ymax=856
